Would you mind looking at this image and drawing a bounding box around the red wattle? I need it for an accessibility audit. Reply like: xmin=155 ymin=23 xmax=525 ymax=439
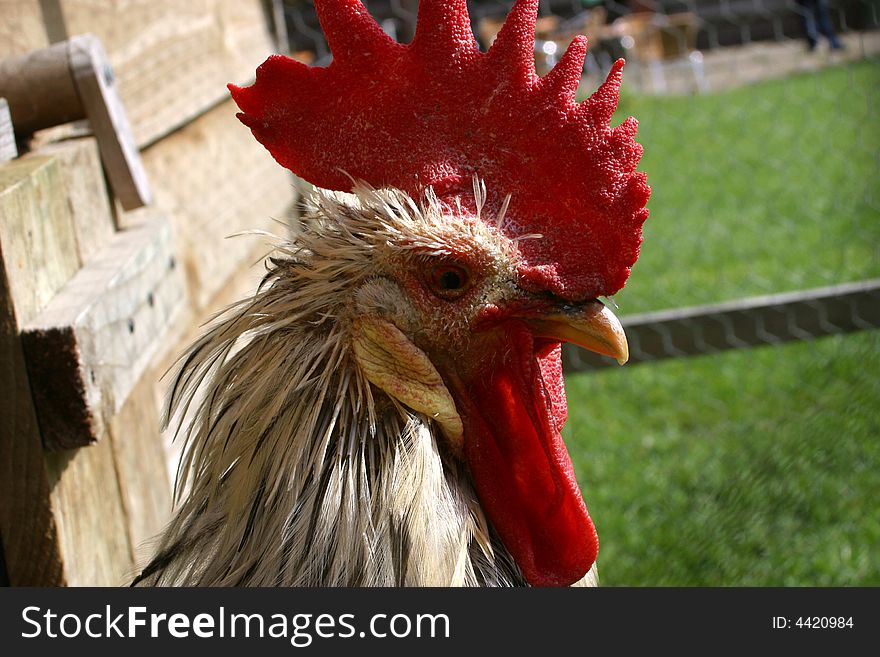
xmin=460 ymin=322 xmax=597 ymax=586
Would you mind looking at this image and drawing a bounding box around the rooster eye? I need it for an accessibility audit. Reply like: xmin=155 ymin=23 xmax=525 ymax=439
xmin=427 ymin=263 xmax=472 ymax=300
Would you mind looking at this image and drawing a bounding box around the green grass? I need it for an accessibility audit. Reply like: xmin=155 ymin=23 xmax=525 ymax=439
xmin=564 ymin=61 xmax=880 ymax=585
xmin=567 ymin=332 xmax=880 ymax=586
xmin=611 ymin=60 xmax=880 ymax=314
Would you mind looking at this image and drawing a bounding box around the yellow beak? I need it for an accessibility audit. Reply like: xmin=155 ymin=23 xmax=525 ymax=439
xmin=527 ymin=301 xmax=629 ymax=365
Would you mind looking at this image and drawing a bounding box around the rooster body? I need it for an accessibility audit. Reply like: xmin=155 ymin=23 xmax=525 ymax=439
xmin=138 ymin=0 xmax=648 ymax=587
xmin=138 ymin=186 xmax=597 ymax=586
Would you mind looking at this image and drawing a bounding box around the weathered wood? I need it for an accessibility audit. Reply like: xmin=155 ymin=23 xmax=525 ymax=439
xmin=22 ymin=219 xmax=185 ymax=451
xmin=0 ymin=155 xmax=80 ymax=325
xmin=56 ymin=0 xmax=277 ymax=147
xmin=132 ymin=98 xmax=295 ymax=313
xmin=0 ymin=1 xmax=292 ymax=586
xmin=0 ymin=146 xmax=82 ymax=585
xmin=37 ymin=137 xmax=115 ymax=263
xmin=69 ymin=34 xmax=152 ymax=210
xmin=563 ymin=280 xmax=880 ymax=371
xmin=0 ymin=117 xmax=149 ymax=587
xmin=0 ymin=0 xmax=50 ymax=59
xmin=37 ymin=0 xmax=68 ymax=43
xmin=1 ymin=308 xmax=135 ymax=587
xmin=0 ymin=99 xmax=17 ymax=162
xmin=0 ymin=241 xmax=65 ymax=586
xmin=0 ymin=39 xmax=81 ymax=134
xmin=109 ymin=375 xmax=172 ymax=570
xmin=44 ymin=440 xmax=134 ymax=586
xmin=0 ymin=35 xmax=152 ymax=210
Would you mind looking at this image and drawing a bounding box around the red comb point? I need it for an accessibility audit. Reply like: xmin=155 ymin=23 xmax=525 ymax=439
xmin=488 ymin=0 xmax=540 ymax=83
xmin=413 ymin=0 xmax=478 ymax=59
xmin=232 ymin=0 xmax=650 ymax=299
xmin=539 ymin=35 xmax=589 ymax=103
xmin=315 ymin=0 xmax=399 ymax=64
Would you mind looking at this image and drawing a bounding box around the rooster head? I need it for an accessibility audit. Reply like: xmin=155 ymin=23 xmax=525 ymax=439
xmin=229 ymin=0 xmax=650 ymax=587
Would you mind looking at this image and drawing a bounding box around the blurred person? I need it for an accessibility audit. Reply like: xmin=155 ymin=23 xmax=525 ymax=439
xmin=797 ymin=0 xmax=844 ymax=51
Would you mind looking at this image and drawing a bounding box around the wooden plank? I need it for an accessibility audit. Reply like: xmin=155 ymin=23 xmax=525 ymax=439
xmin=37 ymin=0 xmax=68 ymax=43
xmin=0 ymin=127 xmax=138 ymax=586
xmin=132 ymin=98 xmax=295 ymax=313
xmin=37 ymin=137 xmax=115 ymax=263
xmin=563 ymin=280 xmax=880 ymax=371
xmin=44 ymin=440 xmax=135 ymax=586
xmin=0 ymin=248 xmax=65 ymax=586
xmin=0 ymin=36 xmax=152 ymax=210
xmin=0 ymin=145 xmax=81 ymax=585
xmin=109 ymin=375 xmax=172 ymax=570
xmin=0 ymin=39 xmax=82 ymax=135
xmin=0 ymin=99 xmax=17 ymax=162
xmin=68 ymin=34 xmax=152 ymax=210
xmin=0 ymin=0 xmax=50 ymax=59
xmin=56 ymin=0 xmax=277 ymax=147
xmin=0 ymin=155 xmax=80 ymax=326
xmin=21 ymin=219 xmax=186 ymax=451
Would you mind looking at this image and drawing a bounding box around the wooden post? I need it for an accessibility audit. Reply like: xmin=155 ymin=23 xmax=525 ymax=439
xmin=21 ymin=220 xmax=185 ymax=451
xmin=0 ymin=152 xmax=121 ymax=585
xmin=0 ymin=0 xmax=288 ymax=587
xmin=0 ymin=156 xmax=81 ymax=323
xmin=38 ymin=138 xmax=116 ymax=263
xmin=69 ymin=35 xmax=151 ymax=210
xmin=0 ymin=40 xmax=81 ymax=133
xmin=0 ymin=35 xmax=151 ymax=209
xmin=0 ymin=266 xmax=65 ymax=585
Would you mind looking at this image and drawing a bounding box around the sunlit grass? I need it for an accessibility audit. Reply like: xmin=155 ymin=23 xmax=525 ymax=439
xmin=610 ymin=60 xmax=880 ymax=315
xmin=567 ymin=331 xmax=879 ymax=586
xmin=565 ymin=61 xmax=880 ymax=585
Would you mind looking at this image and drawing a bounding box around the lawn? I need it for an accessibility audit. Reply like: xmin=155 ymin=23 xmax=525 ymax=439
xmin=611 ymin=59 xmax=880 ymax=314
xmin=564 ymin=60 xmax=880 ymax=585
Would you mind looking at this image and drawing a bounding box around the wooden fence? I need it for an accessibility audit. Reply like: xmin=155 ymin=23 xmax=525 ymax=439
xmin=1 ymin=0 xmax=294 ymax=585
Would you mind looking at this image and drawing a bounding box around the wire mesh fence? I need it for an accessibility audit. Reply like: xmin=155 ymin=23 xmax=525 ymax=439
xmin=278 ymin=0 xmax=880 ymax=585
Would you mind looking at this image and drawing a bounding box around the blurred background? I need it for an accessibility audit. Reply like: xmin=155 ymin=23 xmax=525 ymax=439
xmin=279 ymin=0 xmax=880 ymax=585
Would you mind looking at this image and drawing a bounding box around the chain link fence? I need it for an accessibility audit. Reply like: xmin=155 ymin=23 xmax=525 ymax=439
xmin=278 ymin=1 xmax=880 ymax=585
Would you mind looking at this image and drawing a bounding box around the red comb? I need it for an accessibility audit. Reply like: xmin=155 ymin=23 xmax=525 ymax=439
xmin=230 ymin=0 xmax=650 ymax=299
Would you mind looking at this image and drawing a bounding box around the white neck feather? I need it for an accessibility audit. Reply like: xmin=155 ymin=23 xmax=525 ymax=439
xmin=136 ymin=186 xmax=597 ymax=587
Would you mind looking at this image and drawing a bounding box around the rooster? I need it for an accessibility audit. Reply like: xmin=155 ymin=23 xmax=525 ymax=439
xmin=135 ymin=0 xmax=649 ymax=587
